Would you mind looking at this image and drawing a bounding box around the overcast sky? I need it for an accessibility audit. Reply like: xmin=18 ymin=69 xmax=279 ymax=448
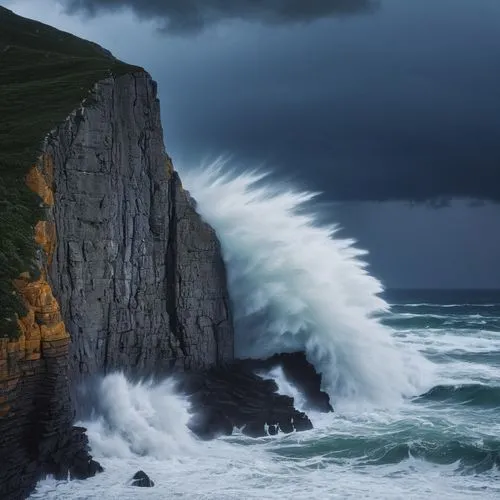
xmin=4 ymin=0 xmax=500 ymax=288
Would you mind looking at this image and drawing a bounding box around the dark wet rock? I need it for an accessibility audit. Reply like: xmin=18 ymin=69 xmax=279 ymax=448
xmin=189 ymin=408 xmax=233 ymax=440
xmin=131 ymin=470 xmax=155 ymax=487
xmin=0 ymin=340 xmax=102 ymax=500
xmin=291 ymin=412 xmax=314 ymax=432
xmin=179 ymin=351 xmax=331 ymax=439
xmin=242 ymin=420 xmax=268 ymax=438
xmin=243 ymin=352 xmax=334 ymax=413
xmin=268 ymin=424 xmax=278 ymax=436
xmin=67 ymin=428 xmax=104 ymax=480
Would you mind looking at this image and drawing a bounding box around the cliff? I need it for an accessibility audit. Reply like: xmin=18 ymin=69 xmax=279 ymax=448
xmin=46 ymin=72 xmax=233 ymax=387
xmin=0 ymin=7 xmax=233 ymax=499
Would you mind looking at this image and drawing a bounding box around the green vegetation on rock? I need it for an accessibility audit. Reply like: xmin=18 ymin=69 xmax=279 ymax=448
xmin=0 ymin=6 xmax=142 ymax=338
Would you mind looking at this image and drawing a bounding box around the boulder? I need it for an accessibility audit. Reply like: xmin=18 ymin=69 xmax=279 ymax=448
xmin=131 ymin=470 xmax=154 ymax=487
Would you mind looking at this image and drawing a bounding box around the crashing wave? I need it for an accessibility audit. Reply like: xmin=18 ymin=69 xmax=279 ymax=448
xmin=181 ymin=159 xmax=431 ymax=406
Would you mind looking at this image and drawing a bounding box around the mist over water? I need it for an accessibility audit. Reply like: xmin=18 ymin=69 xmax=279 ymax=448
xmin=182 ymin=160 xmax=431 ymax=405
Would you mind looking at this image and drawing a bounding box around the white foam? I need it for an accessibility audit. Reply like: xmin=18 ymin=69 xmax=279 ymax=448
xmin=84 ymin=373 xmax=197 ymax=460
xmin=30 ymin=453 xmax=500 ymax=500
xmin=401 ymin=303 xmax=500 ymax=308
xmin=30 ymin=391 xmax=500 ymax=500
xmin=393 ymin=329 xmax=500 ymax=353
xmin=260 ymin=366 xmax=307 ymax=412
xmin=29 ymin=330 xmax=499 ymax=500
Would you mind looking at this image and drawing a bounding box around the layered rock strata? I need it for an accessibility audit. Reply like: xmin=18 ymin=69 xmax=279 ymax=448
xmin=0 ymin=157 xmax=100 ymax=500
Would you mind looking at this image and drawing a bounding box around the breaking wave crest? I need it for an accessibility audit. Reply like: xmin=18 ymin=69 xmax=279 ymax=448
xmin=182 ymin=160 xmax=431 ymax=406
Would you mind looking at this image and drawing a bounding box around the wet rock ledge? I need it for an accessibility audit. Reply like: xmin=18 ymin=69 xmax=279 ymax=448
xmin=179 ymin=351 xmax=333 ymax=439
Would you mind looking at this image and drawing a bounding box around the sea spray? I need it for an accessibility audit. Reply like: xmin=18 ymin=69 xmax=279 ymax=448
xmin=260 ymin=366 xmax=307 ymax=412
xmin=181 ymin=160 xmax=432 ymax=405
xmin=84 ymin=373 xmax=197 ymax=459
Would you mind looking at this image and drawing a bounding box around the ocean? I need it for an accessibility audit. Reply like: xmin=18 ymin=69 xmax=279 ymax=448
xmin=30 ymin=168 xmax=500 ymax=499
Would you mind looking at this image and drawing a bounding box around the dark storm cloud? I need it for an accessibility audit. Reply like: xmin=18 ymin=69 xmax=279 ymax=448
xmin=151 ymin=0 xmax=500 ymax=203
xmin=61 ymin=0 xmax=500 ymax=203
xmin=61 ymin=0 xmax=376 ymax=33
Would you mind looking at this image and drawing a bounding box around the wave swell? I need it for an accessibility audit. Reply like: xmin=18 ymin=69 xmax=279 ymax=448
xmin=416 ymin=383 xmax=500 ymax=408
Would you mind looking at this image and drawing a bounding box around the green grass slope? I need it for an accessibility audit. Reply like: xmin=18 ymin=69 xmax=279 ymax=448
xmin=0 ymin=6 xmax=143 ymax=338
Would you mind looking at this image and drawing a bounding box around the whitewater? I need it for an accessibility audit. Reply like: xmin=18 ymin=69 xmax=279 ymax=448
xmin=30 ymin=164 xmax=500 ymax=499
xmin=183 ymin=161 xmax=430 ymax=407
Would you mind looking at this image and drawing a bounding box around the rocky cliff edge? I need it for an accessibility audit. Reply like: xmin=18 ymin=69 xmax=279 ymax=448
xmin=0 ymin=70 xmax=233 ymax=499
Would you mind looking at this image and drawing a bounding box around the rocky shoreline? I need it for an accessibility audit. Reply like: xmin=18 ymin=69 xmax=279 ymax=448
xmin=77 ymin=351 xmax=332 ymax=486
xmin=2 ymin=351 xmax=332 ymax=498
xmin=179 ymin=351 xmax=332 ymax=440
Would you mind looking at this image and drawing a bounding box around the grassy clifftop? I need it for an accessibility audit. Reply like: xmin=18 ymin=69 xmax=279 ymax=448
xmin=0 ymin=6 xmax=142 ymax=337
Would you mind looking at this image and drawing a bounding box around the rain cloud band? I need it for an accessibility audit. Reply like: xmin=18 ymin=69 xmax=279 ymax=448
xmin=61 ymin=0 xmax=376 ymax=33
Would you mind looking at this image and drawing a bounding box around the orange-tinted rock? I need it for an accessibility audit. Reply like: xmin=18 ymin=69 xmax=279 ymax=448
xmin=2 ymin=153 xmax=68 ymax=390
xmin=0 ymin=151 xmax=98 ymax=500
xmin=34 ymin=221 xmax=56 ymax=263
xmin=1 ymin=148 xmax=71 ymax=497
xmin=40 ymin=152 xmax=55 ymax=186
xmin=25 ymin=163 xmax=54 ymax=207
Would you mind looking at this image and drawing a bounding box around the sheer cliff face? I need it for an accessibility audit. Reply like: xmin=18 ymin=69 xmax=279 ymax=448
xmin=43 ymin=71 xmax=233 ymax=380
xmin=0 ymin=70 xmax=233 ymax=499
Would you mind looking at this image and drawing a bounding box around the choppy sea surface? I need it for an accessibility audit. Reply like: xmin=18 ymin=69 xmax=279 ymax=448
xmin=30 ymin=290 xmax=500 ymax=499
